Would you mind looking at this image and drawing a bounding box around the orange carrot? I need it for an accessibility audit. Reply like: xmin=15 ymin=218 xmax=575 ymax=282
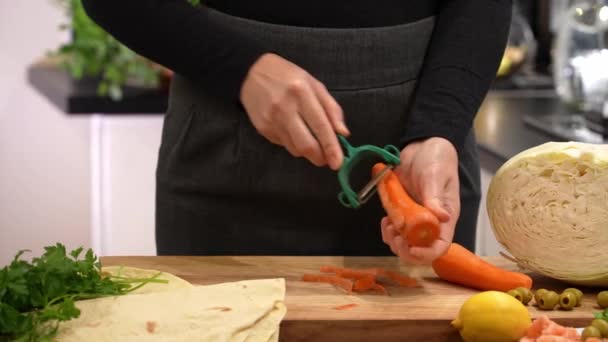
xmin=301 ymin=274 xmax=354 ymax=293
xmin=431 ymin=243 xmax=533 ymax=292
xmin=372 ymin=163 xmax=440 ymax=247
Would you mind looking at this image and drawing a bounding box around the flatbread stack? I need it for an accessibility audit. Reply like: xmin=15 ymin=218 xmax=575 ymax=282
xmin=54 ymin=267 xmax=287 ymax=342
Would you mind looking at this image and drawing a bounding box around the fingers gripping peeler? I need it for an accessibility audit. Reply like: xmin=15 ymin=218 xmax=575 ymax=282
xmin=336 ymin=135 xmax=401 ymax=209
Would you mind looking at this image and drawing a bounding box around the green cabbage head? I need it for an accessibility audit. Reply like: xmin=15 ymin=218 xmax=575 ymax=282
xmin=487 ymin=141 xmax=608 ymax=286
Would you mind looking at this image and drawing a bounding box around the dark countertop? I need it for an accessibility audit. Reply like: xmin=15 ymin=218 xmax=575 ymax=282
xmin=29 ymin=64 xmax=597 ymax=173
xmin=474 ymin=89 xmax=607 ymax=172
xmin=474 ymin=90 xmax=566 ymax=173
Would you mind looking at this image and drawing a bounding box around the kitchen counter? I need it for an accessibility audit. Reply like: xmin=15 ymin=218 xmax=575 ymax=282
xmin=27 ymin=63 xmax=578 ymax=173
xmin=473 ymin=89 xmax=570 ymax=173
xmin=100 ymin=255 xmax=601 ymax=342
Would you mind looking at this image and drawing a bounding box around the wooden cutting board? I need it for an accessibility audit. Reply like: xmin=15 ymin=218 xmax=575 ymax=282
xmin=100 ymin=255 xmax=603 ymax=342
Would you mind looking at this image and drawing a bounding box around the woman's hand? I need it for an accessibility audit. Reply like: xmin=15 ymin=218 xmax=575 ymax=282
xmin=240 ymin=53 xmax=349 ymax=170
xmin=380 ymin=137 xmax=460 ymax=264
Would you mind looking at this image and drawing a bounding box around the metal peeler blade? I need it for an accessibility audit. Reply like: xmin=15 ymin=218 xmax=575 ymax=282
xmin=356 ymin=164 xmax=394 ymax=204
xmin=336 ymin=134 xmax=401 ymax=209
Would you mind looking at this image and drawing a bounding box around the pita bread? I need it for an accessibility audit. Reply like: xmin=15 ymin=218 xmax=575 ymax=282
xmin=100 ymin=266 xmax=193 ymax=294
xmin=54 ymin=277 xmax=286 ymax=342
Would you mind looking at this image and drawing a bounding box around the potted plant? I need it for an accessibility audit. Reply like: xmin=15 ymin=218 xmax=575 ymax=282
xmin=48 ymin=0 xmax=173 ymax=101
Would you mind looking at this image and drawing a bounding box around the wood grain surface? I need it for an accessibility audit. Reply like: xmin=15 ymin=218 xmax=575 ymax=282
xmin=100 ymin=255 xmax=605 ymax=341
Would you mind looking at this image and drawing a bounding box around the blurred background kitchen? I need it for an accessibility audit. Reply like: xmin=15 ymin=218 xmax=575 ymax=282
xmin=1 ymin=0 xmax=607 ymax=265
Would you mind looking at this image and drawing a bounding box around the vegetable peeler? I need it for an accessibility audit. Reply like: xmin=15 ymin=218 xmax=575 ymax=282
xmin=336 ymin=135 xmax=401 ymax=209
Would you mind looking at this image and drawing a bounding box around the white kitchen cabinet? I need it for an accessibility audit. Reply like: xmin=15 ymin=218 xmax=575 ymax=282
xmin=91 ymin=115 xmax=164 ymax=257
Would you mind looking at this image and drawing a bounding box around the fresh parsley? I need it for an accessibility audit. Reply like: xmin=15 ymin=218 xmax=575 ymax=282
xmin=594 ymin=308 xmax=608 ymax=321
xmin=0 ymin=243 xmax=167 ymax=342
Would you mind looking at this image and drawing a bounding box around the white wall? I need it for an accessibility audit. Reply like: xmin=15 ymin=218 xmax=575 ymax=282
xmin=0 ymin=1 xmax=167 ymax=265
xmin=0 ymin=1 xmax=92 ymax=265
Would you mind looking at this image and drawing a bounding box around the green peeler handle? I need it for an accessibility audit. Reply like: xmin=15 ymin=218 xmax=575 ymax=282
xmin=336 ymin=135 xmax=401 ymax=209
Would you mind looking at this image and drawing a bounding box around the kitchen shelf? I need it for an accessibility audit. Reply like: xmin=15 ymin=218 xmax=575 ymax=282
xmin=27 ymin=62 xmax=169 ymax=115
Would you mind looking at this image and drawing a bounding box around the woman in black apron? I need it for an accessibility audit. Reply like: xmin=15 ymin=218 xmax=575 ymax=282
xmin=82 ymin=1 xmax=512 ymax=262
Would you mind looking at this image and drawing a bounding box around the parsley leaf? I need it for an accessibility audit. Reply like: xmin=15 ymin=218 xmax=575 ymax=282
xmin=0 ymin=243 xmax=167 ymax=341
xmin=594 ymin=308 xmax=608 ymax=321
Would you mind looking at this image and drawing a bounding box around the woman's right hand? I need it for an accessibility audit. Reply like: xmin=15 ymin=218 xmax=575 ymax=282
xmin=239 ymin=53 xmax=350 ymax=170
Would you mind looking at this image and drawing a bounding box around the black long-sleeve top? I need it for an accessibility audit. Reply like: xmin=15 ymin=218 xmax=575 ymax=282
xmin=81 ymin=0 xmax=512 ymax=153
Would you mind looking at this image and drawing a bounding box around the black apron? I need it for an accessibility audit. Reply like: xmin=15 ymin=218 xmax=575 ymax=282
xmin=155 ymin=9 xmax=481 ymax=256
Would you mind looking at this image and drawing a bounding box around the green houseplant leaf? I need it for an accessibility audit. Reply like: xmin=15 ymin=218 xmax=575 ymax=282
xmin=48 ymin=0 xmax=167 ymax=101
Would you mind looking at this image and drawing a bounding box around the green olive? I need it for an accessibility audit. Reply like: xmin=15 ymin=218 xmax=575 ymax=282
xmin=558 ymin=291 xmax=577 ymax=310
xmin=598 ymin=291 xmax=608 ymax=309
xmin=507 ymin=289 xmax=525 ymax=303
xmin=582 ymin=326 xmax=602 ymax=340
xmin=591 ymin=319 xmax=608 ymax=337
xmin=535 ymin=288 xmax=548 ymax=306
xmin=563 ymin=288 xmax=583 ymax=307
xmin=538 ymin=290 xmax=559 ymax=310
xmin=515 ymin=287 xmax=533 ymax=305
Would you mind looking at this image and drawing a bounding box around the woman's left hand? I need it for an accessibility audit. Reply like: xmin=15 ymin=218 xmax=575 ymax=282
xmin=380 ymin=137 xmax=460 ymax=264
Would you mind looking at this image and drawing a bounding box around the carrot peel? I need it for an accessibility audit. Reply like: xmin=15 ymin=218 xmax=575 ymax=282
xmin=301 ymin=274 xmax=354 ymax=293
xmin=380 ymin=270 xmax=419 ymax=288
xmin=372 ymin=163 xmax=440 ymax=247
xmin=353 ymin=276 xmax=376 ymax=292
xmin=306 ymin=265 xmax=418 ymax=295
xmin=431 ymin=243 xmax=533 ymax=291
xmin=334 ymin=303 xmax=358 ymax=310
xmin=371 ymin=283 xmax=388 ymax=295
xmin=320 ymin=265 xmax=380 ymax=279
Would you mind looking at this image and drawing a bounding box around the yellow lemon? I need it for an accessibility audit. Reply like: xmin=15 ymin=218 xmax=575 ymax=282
xmin=452 ymin=290 xmax=531 ymax=342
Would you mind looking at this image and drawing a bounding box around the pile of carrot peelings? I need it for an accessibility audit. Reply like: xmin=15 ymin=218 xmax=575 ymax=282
xmin=301 ymin=265 xmax=418 ymax=295
xmin=301 ymin=163 xmax=440 ymax=294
